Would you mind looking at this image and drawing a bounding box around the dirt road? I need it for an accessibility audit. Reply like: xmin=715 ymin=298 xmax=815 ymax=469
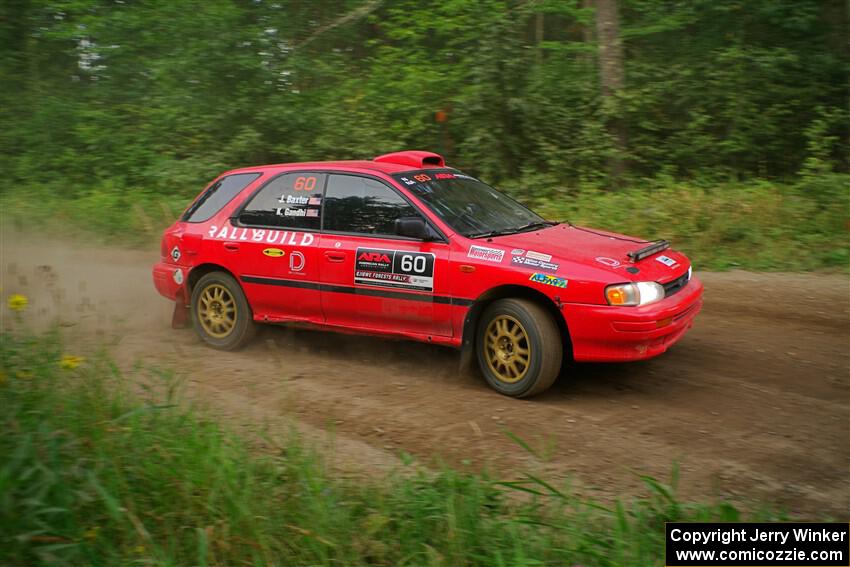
xmin=2 ymin=233 xmax=848 ymax=516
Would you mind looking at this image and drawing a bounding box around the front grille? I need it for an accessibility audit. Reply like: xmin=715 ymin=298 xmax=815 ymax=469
xmin=662 ymin=272 xmax=690 ymax=297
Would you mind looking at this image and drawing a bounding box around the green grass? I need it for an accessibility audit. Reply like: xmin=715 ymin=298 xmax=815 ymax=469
xmin=2 ymin=174 xmax=847 ymax=271
xmin=1 ymin=329 xmax=792 ymax=566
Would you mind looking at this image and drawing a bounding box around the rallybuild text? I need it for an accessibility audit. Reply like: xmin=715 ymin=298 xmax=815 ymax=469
xmin=665 ymin=522 xmax=849 ymax=567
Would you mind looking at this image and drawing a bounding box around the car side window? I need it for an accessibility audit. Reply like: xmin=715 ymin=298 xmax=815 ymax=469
xmin=239 ymin=173 xmax=326 ymax=230
xmin=183 ymin=173 xmax=260 ymax=223
xmin=324 ymin=174 xmax=421 ymax=236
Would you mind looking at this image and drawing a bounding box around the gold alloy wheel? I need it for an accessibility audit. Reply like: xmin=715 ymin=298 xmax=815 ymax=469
xmin=197 ymin=283 xmax=237 ymax=338
xmin=484 ymin=315 xmax=532 ymax=383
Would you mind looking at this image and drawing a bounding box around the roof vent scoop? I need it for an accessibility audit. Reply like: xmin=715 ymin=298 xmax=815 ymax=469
xmin=373 ymin=150 xmax=445 ymax=169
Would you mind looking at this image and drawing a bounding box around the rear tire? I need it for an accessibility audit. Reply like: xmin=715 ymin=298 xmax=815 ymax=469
xmin=476 ymin=298 xmax=562 ymax=398
xmin=191 ymin=271 xmax=256 ymax=350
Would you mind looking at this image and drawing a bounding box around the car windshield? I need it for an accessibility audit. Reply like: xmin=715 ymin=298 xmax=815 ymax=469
xmin=391 ymin=171 xmax=552 ymax=238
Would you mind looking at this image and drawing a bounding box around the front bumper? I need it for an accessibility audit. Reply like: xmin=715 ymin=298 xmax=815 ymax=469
xmin=563 ymin=275 xmax=704 ymax=362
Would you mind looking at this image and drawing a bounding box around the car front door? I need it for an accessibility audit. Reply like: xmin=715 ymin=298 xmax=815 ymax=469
xmin=318 ymin=173 xmax=453 ymax=338
xmin=231 ymin=172 xmax=325 ymax=323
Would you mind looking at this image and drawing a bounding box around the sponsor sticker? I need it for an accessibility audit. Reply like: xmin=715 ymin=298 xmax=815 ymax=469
xmin=468 ymin=245 xmax=505 ymax=263
xmin=172 ymin=268 xmax=184 ymax=285
xmin=170 ymin=246 xmax=181 ymax=262
xmin=595 ymin=256 xmax=621 ymax=267
xmin=355 ymin=247 xmax=435 ymax=292
xmin=529 ymin=273 xmax=567 ymax=289
xmin=289 ymin=251 xmax=305 ymax=272
xmin=263 ymin=248 xmax=285 ymax=257
xmin=207 ymin=225 xmax=315 ymax=246
xmin=525 ymin=250 xmax=552 ymax=262
xmin=656 ymin=255 xmax=678 ymax=267
xmin=511 ymin=255 xmax=559 ymax=272
xmin=510 ymin=248 xmax=525 ymax=255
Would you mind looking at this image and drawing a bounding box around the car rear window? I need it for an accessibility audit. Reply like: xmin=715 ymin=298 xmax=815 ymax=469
xmin=238 ymin=173 xmax=326 ymax=230
xmin=182 ymin=173 xmax=261 ymax=223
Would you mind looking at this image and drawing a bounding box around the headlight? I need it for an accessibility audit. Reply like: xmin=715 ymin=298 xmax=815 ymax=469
xmin=605 ymin=282 xmax=665 ymax=306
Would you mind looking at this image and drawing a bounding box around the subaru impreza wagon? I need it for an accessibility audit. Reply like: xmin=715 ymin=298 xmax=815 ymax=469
xmin=153 ymin=150 xmax=703 ymax=397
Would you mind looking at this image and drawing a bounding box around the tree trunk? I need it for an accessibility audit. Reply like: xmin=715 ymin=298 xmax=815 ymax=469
xmin=535 ymin=12 xmax=544 ymax=63
xmin=581 ymin=0 xmax=595 ymax=45
xmin=593 ymin=0 xmax=627 ymax=182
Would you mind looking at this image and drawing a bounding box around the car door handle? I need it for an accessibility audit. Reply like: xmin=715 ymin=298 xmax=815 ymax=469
xmin=324 ymin=251 xmax=346 ymax=262
xmin=223 ymin=242 xmax=240 ymax=252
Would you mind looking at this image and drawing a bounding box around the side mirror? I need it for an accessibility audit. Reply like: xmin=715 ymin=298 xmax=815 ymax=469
xmin=395 ymin=216 xmax=432 ymax=240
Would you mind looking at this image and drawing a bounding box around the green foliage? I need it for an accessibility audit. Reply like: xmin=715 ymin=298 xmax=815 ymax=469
xmin=1 ymin=0 xmax=847 ymax=189
xmin=1 ymin=330 xmax=791 ymax=566
xmin=0 ymin=0 xmax=847 ymax=268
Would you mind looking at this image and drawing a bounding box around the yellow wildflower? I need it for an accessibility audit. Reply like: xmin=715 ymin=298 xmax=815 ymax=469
xmin=59 ymin=355 xmax=85 ymax=370
xmin=83 ymin=526 xmax=100 ymax=540
xmin=7 ymin=293 xmax=28 ymax=312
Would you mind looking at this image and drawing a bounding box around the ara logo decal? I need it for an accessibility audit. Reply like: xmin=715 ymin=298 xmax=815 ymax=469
xmin=263 ymin=248 xmax=285 ymax=257
xmin=358 ymin=251 xmax=392 ymax=264
xmin=529 ymin=273 xmax=567 ymax=289
xmin=354 ymin=247 xmax=435 ymax=292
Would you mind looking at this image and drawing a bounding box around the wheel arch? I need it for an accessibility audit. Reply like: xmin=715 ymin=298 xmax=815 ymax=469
xmin=459 ymin=284 xmax=573 ymax=372
xmin=186 ymin=263 xmax=258 ymax=349
xmin=187 ymin=263 xmax=240 ymax=297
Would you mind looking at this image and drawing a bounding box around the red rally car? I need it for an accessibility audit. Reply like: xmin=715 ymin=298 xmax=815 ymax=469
xmin=153 ymin=150 xmax=703 ymax=398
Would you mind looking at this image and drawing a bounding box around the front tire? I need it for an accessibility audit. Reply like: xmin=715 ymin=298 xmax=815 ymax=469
xmin=476 ymin=298 xmax=562 ymax=398
xmin=191 ymin=271 xmax=256 ymax=350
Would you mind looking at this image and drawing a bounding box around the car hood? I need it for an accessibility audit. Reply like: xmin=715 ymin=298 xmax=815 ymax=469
xmin=485 ymin=223 xmax=689 ymax=283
